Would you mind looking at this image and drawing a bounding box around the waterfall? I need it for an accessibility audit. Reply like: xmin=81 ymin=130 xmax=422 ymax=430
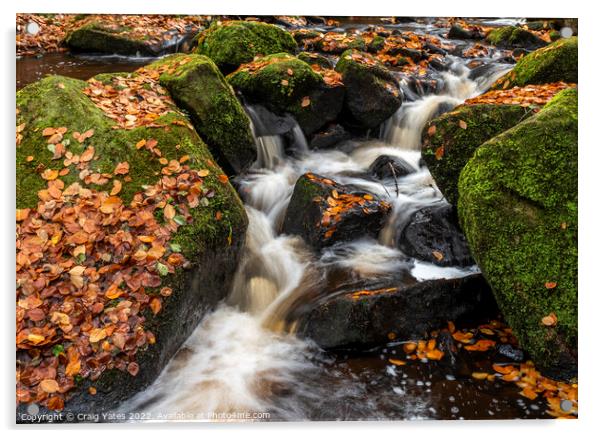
xmin=120 ymin=52 xmax=511 ymax=422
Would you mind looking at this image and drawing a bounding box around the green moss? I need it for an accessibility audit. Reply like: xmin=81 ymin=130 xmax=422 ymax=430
xmin=367 ymin=35 xmax=385 ymax=53
xmin=297 ymin=51 xmax=332 ymax=69
xmin=64 ymin=22 xmax=155 ymax=56
xmin=486 ymin=26 xmax=545 ymax=48
xmin=492 ymin=37 xmax=578 ymax=89
xmin=457 ymin=89 xmax=577 ymax=379
xmin=149 ymin=54 xmax=256 ymax=174
xmin=422 ymin=104 xmax=532 ymax=205
xmin=16 ymin=74 xmax=247 ymax=255
xmin=195 ymin=21 xmax=297 ymax=73
xmin=227 ymin=53 xmax=344 ymax=134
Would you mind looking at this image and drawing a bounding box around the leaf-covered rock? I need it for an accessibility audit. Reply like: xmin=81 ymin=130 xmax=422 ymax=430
xmin=227 ymin=53 xmax=345 ymax=135
xmin=16 ymin=72 xmax=248 ymax=413
xmin=149 ymin=54 xmax=256 ymax=174
xmin=282 ymin=173 xmax=391 ymax=249
xmin=195 ymin=20 xmax=297 ymax=73
xmin=335 ymin=49 xmax=402 ymax=129
xmin=457 ymin=88 xmax=578 ymax=380
xmin=422 ymin=103 xmax=531 ymax=205
xmin=491 ymin=37 xmax=578 ymax=89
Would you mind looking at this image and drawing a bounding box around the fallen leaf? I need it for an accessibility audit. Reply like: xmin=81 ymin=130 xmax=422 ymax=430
xmin=301 ymin=96 xmax=311 ymax=107
xmin=458 ymin=120 xmax=467 ymax=130
xmin=541 ymin=312 xmax=558 ymax=327
xmin=40 ymin=379 xmax=59 ymax=393
xmin=545 ymin=281 xmax=557 ymax=289
xmin=427 ymin=125 xmax=437 ymax=136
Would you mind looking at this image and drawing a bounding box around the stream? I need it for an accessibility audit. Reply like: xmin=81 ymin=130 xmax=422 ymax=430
xmin=17 ymin=17 xmax=553 ymax=421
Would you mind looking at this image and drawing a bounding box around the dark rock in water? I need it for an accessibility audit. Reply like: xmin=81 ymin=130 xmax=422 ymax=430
xmin=152 ymin=54 xmax=257 ymax=174
xmin=64 ymin=21 xmax=200 ymax=56
xmin=447 ymin=24 xmax=484 ymax=40
xmin=497 ymin=344 xmax=525 ymax=362
xmin=299 ymin=274 xmax=498 ymax=349
xmin=385 ymin=46 xmax=423 ymax=62
xmin=282 ymin=173 xmax=391 ymax=249
xmin=398 ymin=204 xmax=473 ymax=267
xmin=491 ymin=37 xmax=577 ymax=89
xmin=367 ymin=35 xmax=386 ymax=53
xmin=512 ymin=48 xmax=529 ymax=59
xmin=486 ymin=25 xmax=547 ymax=50
xmin=310 ymin=124 xmax=351 ymax=149
xmin=429 ymin=57 xmax=449 ymax=72
xmin=335 ymin=49 xmax=402 ymax=129
xmin=246 ymin=105 xmax=298 ymax=136
xmin=468 ymin=62 xmax=509 ymax=81
xmin=424 ymin=42 xmax=448 ymax=56
xmin=369 ymin=155 xmax=415 ymax=180
xmin=227 ymin=53 xmax=345 ymax=136
xmin=458 ymin=89 xmax=578 ymax=381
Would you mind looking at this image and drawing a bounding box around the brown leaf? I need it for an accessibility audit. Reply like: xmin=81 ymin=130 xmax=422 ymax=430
xmin=435 ymin=146 xmax=445 ymax=160
xmin=427 ymin=125 xmax=437 ymax=136
xmin=301 ymin=96 xmax=311 ymax=107
xmin=541 ymin=312 xmax=558 ymax=327
xmin=110 ymin=179 xmax=122 ymax=196
xmin=458 ymin=120 xmax=467 ymax=130
xmin=40 ymin=379 xmax=59 ymax=393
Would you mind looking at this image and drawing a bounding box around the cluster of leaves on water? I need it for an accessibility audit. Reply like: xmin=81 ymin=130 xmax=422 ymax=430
xmin=306 ymin=173 xmax=391 ymax=239
xmin=15 ymin=63 xmax=229 ymax=411
xmin=384 ymin=319 xmax=577 ymax=419
xmin=464 ymin=82 xmax=576 ymax=107
xmin=16 ymin=14 xmax=74 ymax=56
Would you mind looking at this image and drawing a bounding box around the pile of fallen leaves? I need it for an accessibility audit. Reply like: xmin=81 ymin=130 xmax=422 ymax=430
xmin=83 ymin=59 xmax=196 ymax=130
xmin=383 ymin=319 xmax=578 ymax=419
xmin=16 ymin=14 xmax=77 ymax=57
xmin=16 ymin=59 xmax=223 ymax=410
xmin=464 ymin=82 xmax=576 ymax=107
xmin=306 ymin=173 xmax=391 ymax=239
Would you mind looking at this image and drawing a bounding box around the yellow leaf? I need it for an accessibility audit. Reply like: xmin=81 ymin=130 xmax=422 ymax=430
xmin=40 ymin=379 xmax=59 ymax=393
xmin=89 ymin=328 xmax=107 ymax=343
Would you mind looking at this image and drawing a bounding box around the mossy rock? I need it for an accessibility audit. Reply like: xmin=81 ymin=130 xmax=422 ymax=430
xmin=195 ymin=20 xmax=297 ymax=74
xmin=335 ymin=49 xmax=402 ymax=129
xmin=491 ymin=37 xmax=578 ymax=89
xmin=422 ymin=104 xmax=532 ymax=205
xmin=457 ymin=89 xmax=578 ymax=380
xmin=16 ymin=74 xmax=248 ymax=413
xmin=227 ymin=53 xmax=344 ymax=135
xmin=63 ymin=21 xmax=195 ymax=56
xmin=297 ymin=51 xmax=332 ymax=69
xmin=367 ymin=35 xmax=386 ymax=53
xmin=149 ymin=54 xmax=256 ymax=174
xmin=486 ymin=26 xmax=547 ymax=49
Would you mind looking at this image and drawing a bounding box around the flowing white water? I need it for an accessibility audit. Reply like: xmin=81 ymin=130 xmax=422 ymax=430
xmin=121 ymin=55 xmax=510 ymax=421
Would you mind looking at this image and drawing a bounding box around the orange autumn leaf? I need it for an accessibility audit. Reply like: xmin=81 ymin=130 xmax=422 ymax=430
xmin=388 ymin=358 xmax=406 ymax=366
xmin=458 ymin=120 xmax=467 ymax=130
xmin=110 ymin=179 xmax=122 ymax=196
xmin=40 ymin=379 xmax=59 ymax=393
xmin=163 ymin=203 xmax=176 ymax=220
xmin=89 ymin=328 xmax=107 ymax=343
xmin=301 ymin=96 xmax=311 ymax=107
xmin=426 ymin=349 xmax=445 ymax=360
xmin=114 ymin=161 xmax=130 ymax=175
xmin=492 ymin=364 xmax=516 ymax=375
xmin=545 ymin=281 xmax=557 ymax=289
xmin=150 ymin=297 xmax=162 ymax=315
xmin=41 ymin=169 xmax=59 ymax=180
xmin=135 ymin=139 xmax=146 ymax=149
xmin=427 ymin=124 xmax=437 ymax=136
xmin=218 ymin=174 xmax=229 ymax=184
xmin=435 ymin=145 xmax=445 ymax=160
xmin=100 ymin=196 xmax=122 ymax=214
xmin=464 ymin=339 xmax=496 ymax=351
xmin=16 ymin=208 xmax=30 ymax=222
xmin=541 ymin=312 xmax=558 ymax=327
xmin=65 ymin=359 xmax=81 ymax=377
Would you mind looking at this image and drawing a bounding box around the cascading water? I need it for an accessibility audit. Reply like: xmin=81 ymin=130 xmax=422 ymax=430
xmin=121 ymin=52 xmax=516 ymax=421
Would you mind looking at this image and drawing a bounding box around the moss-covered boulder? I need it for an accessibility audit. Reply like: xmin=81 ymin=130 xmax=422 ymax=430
xmin=486 ymin=26 xmax=547 ymax=49
xmin=491 ymin=37 xmax=578 ymax=89
xmin=64 ymin=19 xmax=198 ymax=56
xmin=457 ymin=89 xmax=578 ymax=380
xmin=335 ymin=49 xmax=402 ymax=129
xmin=297 ymin=51 xmax=332 ymax=69
xmin=16 ymin=73 xmax=248 ymax=415
xmin=227 ymin=53 xmax=345 ymax=135
xmin=149 ymin=54 xmax=256 ymax=174
xmin=447 ymin=23 xmax=484 ymax=40
xmin=195 ymin=20 xmax=297 ymax=73
xmin=422 ymin=104 xmax=531 ymax=205
xmin=282 ymin=173 xmax=391 ymax=250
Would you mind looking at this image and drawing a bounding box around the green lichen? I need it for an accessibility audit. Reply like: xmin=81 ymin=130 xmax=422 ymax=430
xmin=422 ymin=104 xmax=532 ymax=205
xmin=492 ymin=37 xmax=578 ymax=89
xmin=149 ymin=54 xmax=256 ymax=174
xmin=457 ymin=88 xmax=578 ymax=379
xmin=195 ymin=20 xmax=297 ymax=73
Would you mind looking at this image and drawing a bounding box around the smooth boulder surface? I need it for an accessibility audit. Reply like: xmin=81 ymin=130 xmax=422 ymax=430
xmin=397 ymin=204 xmax=474 ymax=267
xmin=195 ymin=20 xmax=297 ymax=73
xmin=64 ymin=20 xmax=198 ymax=56
xmin=335 ymin=49 xmax=403 ymax=129
xmin=282 ymin=173 xmax=391 ymax=250
xmin=227 ymin=53 xmax=345 ymax=135
xmin=458 ymin=88 xmax=578 ymax=380
xmin=491 ymin=37 xmax=577 ymax=89
xmin=16 ymin=74 xmax=248 ymax=415
xmin=150 ymin=54 xmax=256 ymax=174
xmin=422 ymin=104 xmax=530 ymax=205
xmin=447 ymin=23 xmax=484 ymax=40
xmin=369 ymin=155 xmax=416 ymax=180
xmin=486 ymin=26 xmax=547 ymax=49
xmin=299 ymin=274 xmax=497 ymax=349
